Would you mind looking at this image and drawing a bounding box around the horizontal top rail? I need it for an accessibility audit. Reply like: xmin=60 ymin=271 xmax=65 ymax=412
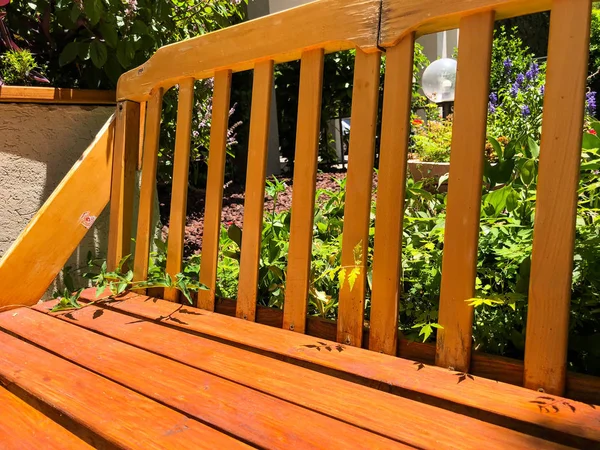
xmin=0 ymin=86 xmax=115 ymax=105
xmin=117 ymin=0 xmax=381 ymax=102
xmin=118 ymin=0 xmax=554 ymax=102
xmin=380 ymin=0 xmax=552 ymax=46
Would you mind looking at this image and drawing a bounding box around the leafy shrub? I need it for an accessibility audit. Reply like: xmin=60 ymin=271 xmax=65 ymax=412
xmin=410 ymin=116 xmax=453 ymax=162
xmin=0 ymin=48 xmax=38 ymax=84
xmin=2 ymin=0 xmax=246 ymax=89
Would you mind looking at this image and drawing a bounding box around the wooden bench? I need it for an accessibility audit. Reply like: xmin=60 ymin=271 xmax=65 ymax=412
xmin=0 ymin=0 xmax=599 ymax=447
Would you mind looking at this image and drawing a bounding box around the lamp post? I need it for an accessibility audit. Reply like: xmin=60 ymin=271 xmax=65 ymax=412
xmin=421 ymin=58 xmax=457 ymax=118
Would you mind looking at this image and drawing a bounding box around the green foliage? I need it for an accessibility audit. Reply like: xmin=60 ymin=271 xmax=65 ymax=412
xmin=410 ymin=116 xmax=453 ymax=162
xmin=0 ymin=49 xmax=40 ymax=85
xmin=51 ymin=288 xmax=84 ymax=312
xmin=275 ymin=44 xmax=430 ymax=170
xmin=3 ymin=0 xmax=247 ymax=88
xmin=489 ymin=26 xmax=536 ymax=95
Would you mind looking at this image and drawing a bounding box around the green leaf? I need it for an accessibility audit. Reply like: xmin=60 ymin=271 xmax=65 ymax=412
xmin=71 ymin=3 xmax=82 ymax=22
xmin=520 ymin=159 xmax=536 ymax=186
xmin=437 ymin=172 xmax=449 ymax=189
xmin=59 ymin=42 xmax=79 ymax=66
xmin=227 ymin=224 xmax=243 ymax=248
xmin=484 ymin=186 xmax=512 ymax=216
xmin=90 ymin=40 xmax=108 ymax=68
xmin=582 ymin=131 xmax=600 ymax=150
xmin=116 ymin=41 xmax=131 ymax=68
xmin=116 ymin=281 xmax=128 ymax=294
xmin=99 ymin=22 xmax=118 ymax=48
xmin=488 ymin=137 xmax=503 ymax=161
xmin=505 ymin=187 xmax=519 ymax=212
xmin=84 ymin=0 xmax=103 ymax=25
xmin=503 ymin=140 xmax=517 ymax=160
xmin=527 ymin=137 xmax=540 ymax=159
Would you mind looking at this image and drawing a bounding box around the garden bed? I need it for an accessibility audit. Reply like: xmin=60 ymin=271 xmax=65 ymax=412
xmin=158 ymin=170 xmax=379 ymax=255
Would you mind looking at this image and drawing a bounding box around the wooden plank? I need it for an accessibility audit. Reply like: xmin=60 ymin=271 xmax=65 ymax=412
xmin=0 ymin=329 xmax=248 ymax=449
xmin=100 ymin=293 xmax=600 ymax=446
xmin=133 ymin=88 xmax=164 ymax=284
xmin=283 ymin=49 xmax=325 ymax=333
xmin=3 ymin=309 xmax=405 ymax=449
xmin=337 ymin=49 xmax=381 ymax=347
xmin=0 ymin=86 xmax=115 ymax=104
xmin=436 ymin=11 xmax=494 ymax=373
xmin=369 ymin=34 xmax=414 ymax=355
xmin=0 ymin=117 xmax=115 ymax=306
xmin=198 ymin=70 xmax=233 ymax=310
xmin=108 ymin=101 xmax=140 ymax=271
xmin=37 ymin=302 xmax=573 ymax=450
xmin=0 ymin=387 xmax=92 ymax=450
xmin=237 ymin=60 xmax=274 ymax=321
xmin=87 ymin=291 xmax=599 ymax=404
xmin=524 ymin=0 xmax=592 ymax=396
xmin=379 ymin=0 xmax=552 ymax=46
xmin=164 ymin=79 xmax=195 ymax=302
xmin=117 ymin=0 xmax=381 ymax=102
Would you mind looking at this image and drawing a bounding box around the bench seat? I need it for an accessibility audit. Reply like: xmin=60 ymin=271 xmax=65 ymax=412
xmin=0 ymin=292 xmax=596 ymax=449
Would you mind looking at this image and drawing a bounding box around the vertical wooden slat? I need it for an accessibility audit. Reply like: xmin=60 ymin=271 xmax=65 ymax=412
xmin=198 ymin=70 xmax=233 ymax=310
xmin=524 ymin=0 xmax=592 ymax=395
xmin=236 ymin=60 xmax=274 ymax=321
xmin=336 ymin=49 xmax=381 ymax=347
xmin=164 ymin=78 xmax=195 ymax=302
xmin=369 ymin=35 xmax=415 ymax=355
xmin=108 ymin=101 xmax=140 ymax=271
xmin=282 ymin=49 xmax=325 ymax=333
xmin=436 ymin=11 xmax=494 ymax=372
xmin=133 ymin=88 xmax=164 ymax=283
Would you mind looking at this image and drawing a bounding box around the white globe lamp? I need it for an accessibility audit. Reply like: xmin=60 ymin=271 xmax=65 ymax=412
xmin=421 ymin=58 xmax=457 ymax=104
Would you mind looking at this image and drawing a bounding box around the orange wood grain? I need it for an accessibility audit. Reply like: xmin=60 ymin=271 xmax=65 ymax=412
xmin=198 ymin=70 xmax=233 ymax=310
xmin=133 ymin=88 xmax=164 ymax=284
xmin=369 ymin=34 xmax=414 ymax=355
xmin=98 ymin=293 xmax=600 ymax=447
xmin=436 ymin=11 xmax=495 ymax=372
xmin=164 ymin=79 xmax=195 ymax=302
xmin=35 ymin=301 xmax=574 ymax=450
xmin=524 ymin=0 xmax=593 ymax=395
xmin=283 ymin=49 xmax=325 ymax=334
xmin=108 ymin=101 xmax=140 ymax=271
xmin=3 ymin=308 xmax=404 ymax=450
xmin=337 ymin=49 xmax=381 ymax=347
xmin=0 ymin=328 xmax=248 ymax=449
xmin=237 ymin=60 xmax=274 ymax=321
xmin=0 ymin=86 xmax=115 ymax=104
xmin=0 ymin=387 xmax=92 ymax=450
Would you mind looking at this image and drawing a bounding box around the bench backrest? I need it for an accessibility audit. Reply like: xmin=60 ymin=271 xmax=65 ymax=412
xmin=109 ymin=0 xmax=592 ymax=397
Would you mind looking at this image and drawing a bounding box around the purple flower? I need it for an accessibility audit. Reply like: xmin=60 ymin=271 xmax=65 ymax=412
xmin=503 ymin=58 xmax=513 ymax=73
xmin=510 ymin=83 xmax=519 ymax=98
xmin=540 ymin=85 xmax=545 ymax=96
xmin=515 ymin=73 xmax=525 ymax=87
xmin=587 ymin=91 xmax=597 ymax=116
xmin=526 ymin=62 xmax=539 ymax=81
xmin=521 ymin=105 xmax=531 ymax=117
xmin=488 ymin=102 xmax=497 ymax=114
xmin=489 ymin=92 xmax=498 ymax=105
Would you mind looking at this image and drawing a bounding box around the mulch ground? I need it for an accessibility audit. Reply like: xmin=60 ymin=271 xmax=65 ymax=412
xmin=158 ymin=170 xmax=379 ymax=256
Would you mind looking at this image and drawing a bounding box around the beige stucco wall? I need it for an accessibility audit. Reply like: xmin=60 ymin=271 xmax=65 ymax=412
xmin=0 ymin=102 xmax=114 ymax=298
